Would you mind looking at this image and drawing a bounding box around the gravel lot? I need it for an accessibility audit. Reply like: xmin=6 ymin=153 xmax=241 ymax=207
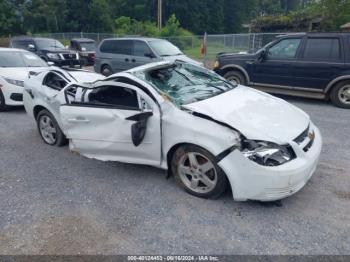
xmin=0 ymin=96 xmax=349 ymax=255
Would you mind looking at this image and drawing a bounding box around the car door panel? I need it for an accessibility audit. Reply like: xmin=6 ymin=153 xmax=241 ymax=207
xmin=60 ymin=81 xmax=161 ymax=166
xmin=293 ymin=37 xmax=345 ymax=90
xmin=251 ymin=38 xmax=302 ymax=87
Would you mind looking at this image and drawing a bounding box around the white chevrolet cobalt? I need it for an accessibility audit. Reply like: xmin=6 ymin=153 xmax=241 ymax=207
xmin=0 ymin=48 xmax=49 ymax=111
xmin=24 ymin=61 xmax=322 ymax=201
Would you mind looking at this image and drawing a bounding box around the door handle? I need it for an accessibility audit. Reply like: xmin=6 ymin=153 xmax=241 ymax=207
xmin=125 ymin=58 xmax=129 ymax=62
xmin=132 ymin=59 xmax=136 ymax=63
xmin=67 ymin=118 xmax=90 ymax=123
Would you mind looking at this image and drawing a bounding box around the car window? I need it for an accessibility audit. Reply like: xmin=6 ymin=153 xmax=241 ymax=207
xmin=43 ymin=72 xmax=68 ymax=91
xmin=100 ymin=40 xmax=132 ymax=55
xmin=21 ymin=53 xmax=47 ymax=67
xmin=268 ymin=38 xmax=301 ymax=59
xmin=134 ymin=61 xmax=235 ymax=106
xmin=0 ymin=51 xmax=26 ymax=67
xmin=133 ymin=41 xmax=152 ymax=57
xmin=12 ymin=40 xmax=32 ymax=49
xmin=303 ymin=38 xmax=340 ymax=61
xmin=35 ymin=39 xmax=65 ymax=49
xmin=87 ymin=85 xmax=139 ymax=109
xmin=148 ymin=40 xmax=182 ymax=57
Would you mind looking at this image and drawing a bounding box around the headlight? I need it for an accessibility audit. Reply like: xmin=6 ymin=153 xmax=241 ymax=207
xmin=46 ymin=53 xmax=60 ymax=59
xmin=4 ymin=78 xmax=24 ymax=87
xmin=240 ymin=140 xmax=296 ymax=166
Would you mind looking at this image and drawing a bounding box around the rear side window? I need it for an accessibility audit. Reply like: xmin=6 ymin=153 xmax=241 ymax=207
xmin=303 ymin=38 xmax=341 ymax=61
xmin=100 ymin=40 xmax=132 ymax=55
xmin=11 ymin=40 xmax=32 ymax=49
xmin=133 ymin=41 xmax=152 ymax=57
xmin=87 ymin=85 xmax=139 ymax=109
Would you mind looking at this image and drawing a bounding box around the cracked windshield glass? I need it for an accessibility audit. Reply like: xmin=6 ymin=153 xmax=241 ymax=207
xmin=134 ymin=62 xmax=236 ymax=106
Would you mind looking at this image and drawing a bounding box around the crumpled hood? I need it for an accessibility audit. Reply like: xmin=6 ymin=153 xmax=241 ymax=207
xmin=0 ymin=67 xmax=46 ymax=81
xmin=183 ymin=85 xmax=310 ymax=144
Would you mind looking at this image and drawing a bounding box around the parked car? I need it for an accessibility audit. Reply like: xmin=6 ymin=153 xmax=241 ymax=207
xmin=94 ymin=37 xmax=202 ymax=76
xmin=69 ymin=38 xmax=96 ymax=66
xmin=25 ymin=61 xmax=322 ymax=201
xmin=23 ymin=67 xmax=105 ymax=145
xmin=214 ymin=32 xmax=350 ymax=108
xmin=10 ymin=36 xmax=81 ymax=68
xmin=0 ymin=48 xmax=49 ymax=111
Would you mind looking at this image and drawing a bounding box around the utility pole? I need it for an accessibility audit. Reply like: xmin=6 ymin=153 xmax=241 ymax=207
xmin=158 ymin=0 xmax=162 ymax=30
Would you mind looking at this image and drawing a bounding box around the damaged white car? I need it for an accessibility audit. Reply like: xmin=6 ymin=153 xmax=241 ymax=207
xmin=23 ymin=67 xmax=105 ymax=146
xmin=26 ymin=61 xmax=322 ymax=201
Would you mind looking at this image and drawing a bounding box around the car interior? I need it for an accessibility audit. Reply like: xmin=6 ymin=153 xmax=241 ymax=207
xmin=87 ymin=85 xmax=139 ymax=109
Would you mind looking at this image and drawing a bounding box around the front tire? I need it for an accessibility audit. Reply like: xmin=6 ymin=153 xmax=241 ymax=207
xmin=171 ymin=145 xmax=228 ymax=199
xmin=224 ymin=70 xmax=246 ymax=85
xmin=330 ymin=81 xmax=350 ymax=109
xmin=36 ymin=109 xmax=67 ymax=146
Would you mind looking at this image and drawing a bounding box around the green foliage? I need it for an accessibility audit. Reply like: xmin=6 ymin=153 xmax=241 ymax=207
xmin=0 ymin=0 xmax=350 ymax=37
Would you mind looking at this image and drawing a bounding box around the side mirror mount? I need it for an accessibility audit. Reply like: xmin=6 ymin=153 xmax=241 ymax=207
xmin=258 ymin=49 xmax=268 ymax=62
xmin=125 ymin=111 xmax=153 ymax=146
xmin=144 ymin=52 xmax=155 ymax=59
xmin=28 ymin=44 xmax=36 ymax=51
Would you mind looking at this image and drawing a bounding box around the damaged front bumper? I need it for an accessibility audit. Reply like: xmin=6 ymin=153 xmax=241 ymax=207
xmin=218 ymin=125 xmax=322 ymax=201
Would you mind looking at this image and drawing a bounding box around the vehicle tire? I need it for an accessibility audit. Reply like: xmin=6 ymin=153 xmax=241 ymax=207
xmin=101 ymin=65 xmax=113 ymax=76
xmin=36 ymin=109 xmax=67 ymax=146
xmin=171 ymin=145 xmax=228 ymax=199
xmin=224 ymin=70 xmax=246 ymax=85
xmin=330 ymin=81 xmax=350 ymax=109
xmin=0 ymin=89 xmax=8 ymax=112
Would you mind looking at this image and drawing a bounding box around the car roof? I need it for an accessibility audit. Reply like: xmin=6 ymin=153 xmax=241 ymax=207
xmin=71 ymin=38 xmax=95 ymax=43
xmin=277 ymin=32 xmax=350 ymax=39
xmin=101 ymin=37 xmax=164 ymax=42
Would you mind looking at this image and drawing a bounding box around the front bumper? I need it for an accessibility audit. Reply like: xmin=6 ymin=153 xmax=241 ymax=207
xmin=0 ymin=83 xmax=24 ymax=106
xmin=218 ymin=124 xmax=322 ymax=201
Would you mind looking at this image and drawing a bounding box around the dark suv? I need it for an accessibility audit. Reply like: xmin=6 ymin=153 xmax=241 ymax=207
xmin=10 ymin=36 xmax=80 ymax=68
xmin=69 ymin=38 xmax=96 ymax=66
xmin=214 ymin=33 xmax=350 ymax=108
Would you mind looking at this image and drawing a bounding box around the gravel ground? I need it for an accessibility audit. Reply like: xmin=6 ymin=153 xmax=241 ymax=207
xmin=0 ymin=96 xmax=349 ymax=255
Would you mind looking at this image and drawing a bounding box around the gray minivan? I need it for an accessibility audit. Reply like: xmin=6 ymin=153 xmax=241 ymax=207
xmin=94 ymin=38 xmax=201 ymax=76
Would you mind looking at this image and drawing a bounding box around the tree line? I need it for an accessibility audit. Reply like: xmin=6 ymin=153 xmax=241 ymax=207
xmin=0 ymin=0 xmax=349 ymax=37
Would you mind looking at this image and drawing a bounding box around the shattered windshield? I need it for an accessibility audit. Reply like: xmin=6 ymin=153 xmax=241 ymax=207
xmin=133 ymin=62 xmax=236 ymax=106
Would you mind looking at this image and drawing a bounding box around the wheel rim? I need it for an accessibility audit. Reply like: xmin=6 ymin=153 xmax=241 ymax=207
xmin=178 ymin=152 xmax=217 ymax=194
xmin=227 ymin=76 xmax=240 ymax=85
xmin=39 ymin=115 xmax=57 ymax=144
xmin=338 ymin=85 xmax=350 ymax=105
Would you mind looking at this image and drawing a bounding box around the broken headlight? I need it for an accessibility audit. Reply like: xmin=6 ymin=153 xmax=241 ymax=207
xmin=240 ymin=140 xmax=296 ymax=166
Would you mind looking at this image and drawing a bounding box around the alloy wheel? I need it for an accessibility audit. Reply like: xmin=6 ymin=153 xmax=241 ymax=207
xmin=339 ymin=85 xmax=350 ymax=105
xmin=39 ymin=115 xmax=57 ymax=145
xmin=177 ymin=152 xmax=218 ymax=194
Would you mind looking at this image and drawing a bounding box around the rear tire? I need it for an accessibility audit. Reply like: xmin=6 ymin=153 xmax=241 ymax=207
xmin=101 ymin=65 xmax=113 ymax=76
xmin=330 ymin=81 xmax=350 ymax=109
xmin=224 ymin=70 xmax=246 ymax=85
xmin=171 ymin=145 xmax=228 ymax=199
xmin=36 ymin=109 xmax=67 ymax=146
xmin=0 ymin=89 xmax=8 ymax=112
